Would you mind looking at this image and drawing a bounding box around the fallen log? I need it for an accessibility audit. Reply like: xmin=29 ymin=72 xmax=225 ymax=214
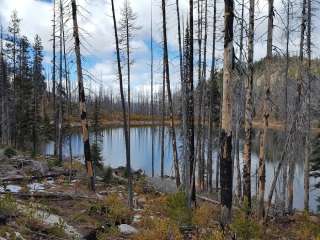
xmin=1 ymin=171 xmax=77 ymax=183
xmin=196 ymin=195 xmax=220 ymax=205
xmin=0 ymin=191 xmax=98 ymax=201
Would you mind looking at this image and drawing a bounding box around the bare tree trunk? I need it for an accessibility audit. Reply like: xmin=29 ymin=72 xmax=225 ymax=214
xmin=187 ymin=0 xmax=195 ymax=208
xmin=71 ymin=0 xmax=95 ymax=191
xmin=282 ymin=0 xmax=290 ymax=212
xmin=257 ymin=0 xmax=273 ymax=220
xmin=125 ymin=1 xmax=131 ymax=179
xmin=207 ymin=0 xmax=217 ymax=193
xmin=304 ymin=0 xmax=312 ymax=212
xmin=111 ymin=0 xmax=133 ymax=208
xmin=161 ymin=59 xmax=165 ymax=179
xmin=161 ymin=0 xmax=180 ymax=187
xmin=202 ymin=0 xmax=208 ymax=192
xmin=235 ymin=0 xmax=245 ymax=202
xmin=243 ymin=0 xmax=255 ymax=209
xmin=175 ymin=0 xmax=186 ymax=187
xmin=52 ymin=0 xmax=57 ymax=156
xmin=220 ymin=0 xmax=234 ymax=223
xmin=288 ymin=0 xmax=306 ymax=214
xmin=150 ymin=3 xmax=155 ymax=178
xmin=57 ymin=0 xmax=64 ymax=163
xmin=60 ymin=0 xmax=73 ymax=183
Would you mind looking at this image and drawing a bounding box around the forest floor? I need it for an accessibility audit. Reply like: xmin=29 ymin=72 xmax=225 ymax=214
xmin=0 ymin=148 xmax=319 ymax=240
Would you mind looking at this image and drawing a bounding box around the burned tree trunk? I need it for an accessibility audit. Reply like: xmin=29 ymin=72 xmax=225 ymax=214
xmin=161 ymin=0 xmax=180 ymax=187
xmin=220 ymin=0 xmax=234 ymax=222
xmin=186 ymin=0 xmax=195 ymax=208
xmin=243 ymin=0 xmax=255 ymax=209
xmin=257 ymin=0 xmax=273 ymax=220
xmin=71 ymin=0 xmax=95 ymax=191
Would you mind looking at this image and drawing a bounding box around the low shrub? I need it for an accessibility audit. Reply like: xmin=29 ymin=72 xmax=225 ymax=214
xmin=230 ymin=200 xmax=262 ymax=240
xmin=0 ymin=194 xmax=18 ymax=217
xmin=295 ymin=212 xmax=320 ymax=240
xmin=166 ymin=191 xmax=192 ymax=225
xmin=3 ymin=147 xmax=17 ymax=158
xmin=101 ymin=166 xmax=113 ymax=184
xmin=134 ymin=217 xmax=183 ymax=240
xmin=104 ymin=193 xmax=131 ymax=225
xmin=193 ymin=202 xmax=219 ymax=228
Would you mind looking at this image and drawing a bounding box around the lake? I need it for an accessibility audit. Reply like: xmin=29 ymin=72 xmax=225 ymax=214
xmin=42 ymin=126 xmax=319 ymax=213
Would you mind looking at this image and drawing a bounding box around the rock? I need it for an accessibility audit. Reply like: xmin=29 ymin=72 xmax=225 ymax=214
xmin=15 ymin=232 xmax=26 ymax=240
xmin=0 ymin=237 xmax=7 ymax=240
xmin=118 ymin=224 xmax=138 ymax=235
xmin=133 ymin=214 xmax=142 ymax=223
xmin=309 ymin=215 xmax=319 ymax=224
xmin=95 ymin=176 xmax=103 ymax=182
xmin=98 ymin=190 xmax=108 ymax=196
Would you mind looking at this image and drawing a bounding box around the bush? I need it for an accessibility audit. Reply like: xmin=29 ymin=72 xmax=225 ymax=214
xmin=166 ymin=191 xmax=192 ymax=226
xmin=91 ymin=142 xmax=103 ymax=170
xmin=0 ymin=194 xmax=18 ymax=217
xmin=101 ymin=166 xmax=113 ymax=184
xmin=104 ymin=193 xmax=131 ymax=225
xmin=4 ymin=147 xmax=17 ymax=158
xmin=193 ymin=202 xmax=219 ymax=228
xmin=134 ymin=217 xmax=183 ymax=240
xmin=230 ymin=201 xmax=262 ymax=240
xmin=295 ymin=212 xmax=320 ymax=240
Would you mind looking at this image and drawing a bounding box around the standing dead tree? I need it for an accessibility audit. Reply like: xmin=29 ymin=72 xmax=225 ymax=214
xmin=304 ymin=0 xmax=312 ymax=212
xmin=52 ymin=0 xmax=57 ymax=156
xmin=186 ymin=0 xmax=196 ymax=208
xmin=257 ymin=0 xmax=274 ymax=220
xmin=111 ymin=0 xmax=133 ymax=208
xmin=150 ymin=2 xmax=155 ymax=178
xmin=71 ymin=0 xmax=95 ymax=191
xmin=207 ymin=0 xmax=217 ymax=193
xmin=161 ymin=0 xmax=181 ymax=187
xmin=243 ymin=0 xmax=255 ymax=209
xmin=220 ymin=0 xmax=234 ymax=223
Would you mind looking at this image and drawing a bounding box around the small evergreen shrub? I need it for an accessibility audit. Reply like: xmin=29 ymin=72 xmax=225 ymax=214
xmin=101 ymin=166 xmax=113 ymax=184
xmin=166 ymin=191 xmax=192 ymax=226
xmin=91 ymin=142 xmax=103 ymax=170
xmin=230 ymin=199 xmax=262 ymax=240
xmin=4 ymin=147 xmax=17 ymax=158
xmin=0 ymin=194 xmax=18 ymax=217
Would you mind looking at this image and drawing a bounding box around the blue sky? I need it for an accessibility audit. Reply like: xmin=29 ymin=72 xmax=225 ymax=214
xmin=0 ymin=0 xmax=319 ymax=98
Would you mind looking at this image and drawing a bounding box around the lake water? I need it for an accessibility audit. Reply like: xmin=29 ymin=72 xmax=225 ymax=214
xmin=42 ymin=126 xmax=319 ymax=213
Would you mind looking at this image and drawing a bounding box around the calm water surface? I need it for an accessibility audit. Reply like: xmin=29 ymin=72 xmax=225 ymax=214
xmin=42 ymin=127 xmax=319 ymax=213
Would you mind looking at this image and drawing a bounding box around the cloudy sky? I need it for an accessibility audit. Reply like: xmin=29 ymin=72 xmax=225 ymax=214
xmin=0 ymin=0 xmax=319 ymax=97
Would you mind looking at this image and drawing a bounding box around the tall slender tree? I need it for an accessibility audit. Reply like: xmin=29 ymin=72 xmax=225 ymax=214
xmin=71 ymin=0 xmax=95 ymax=191
xmin=186 ymin=0 xmax=195 ymax=208
xmin=220 ymin=0 xmax=234 ymax=222
xmin=150 ymin=2 xmax=155 ymax=178
xmin=111 ymin=0 xmax=133 ymax=208
xmin=257 ymin=0 xmax=274 ymax=220
xmin=161 ymin=0 xmax=181 ymax=187
xmin=207 ymin=0 xmax=217 ymax=193
xmin=243 ymin=0 xmax=255 ymax=209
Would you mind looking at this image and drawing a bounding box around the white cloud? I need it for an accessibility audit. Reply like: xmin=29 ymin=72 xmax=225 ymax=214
xmin=0 ymin=0 xmax=319 ymax=96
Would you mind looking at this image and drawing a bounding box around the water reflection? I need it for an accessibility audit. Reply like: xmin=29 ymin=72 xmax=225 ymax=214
xmin=43 ymin=126 xmax=319 ymax=213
